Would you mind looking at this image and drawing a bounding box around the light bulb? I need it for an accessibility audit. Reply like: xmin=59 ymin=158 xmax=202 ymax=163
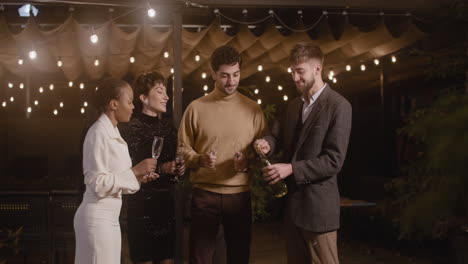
xmin=29 ymin=50 xmax=37 ymax=60
xmin=79 ymin=83 xmax=85 ymax=89
xmin=57 ymin=58 xmax=63 ymax=67
xmin=391 ymin=55 xmax=397 ymax=63
xmin=59 ymin=102 xmax=64 ymax=108
xmin=346 ymin=65 xmax=351 ymax=71
xmin=283 ymin=95 xmax=288 ymax=101
xmin=257 ymin=65 xmax=263 ymax=72
xmin=94 ymin=59 xmax=99 ymax=66
xmin=19 ymin=83 xmax=24 ymax=89
xmin=170 ymin=68 xmax=174 ymax=74
xmin=203 ymin=85 xmax=208 ymax=91
xmin=374 ymin=59 xmax=380 ymax=65
xmin=83 ymin=101 xmax=88 ymax=107
xmin=49 ymin=84 xmax=54 ymax=90
xmin=254 ymin=89 xmax=259 ymax=94
xmin=1 ymin=101 xmax=6 ymax=107
xmin=34 ymin=100 xmax=38 ymax=106
xmin=265 ymin=76 xmax=271 ymax=83
xmin=27 ymin=107 xmax=32 ymax=113
xmin=277 ymin=85 xmax=283 ymax=91
xmin=257 ymin=99 xmax=262 ymax=104
xmin=333 ymin=78 xmax=337 ymax=83
xmin=195 ymin=55 xmax=200 ymax=62
xmin=68 ymin=81 xmax=73 ymax=87
xmin=201 ymin=72 xmax=207 ymax=79
xmin=147 ymin=7 xmax=156 ymax=18
xmin=129 ymin=56 xmax=135 ymax=63
xmin=81 ymin=108 xmax=85 ymax=114
xmin=18 ymin=59 xmax=23 ymax=65
xmin=10 ymin=97 xmax=14 ymax=102
xmin=163 ymin=51 xmax=169 ymax=58
xmin=8 ymin=83 xmax=13 ymax=88
xmin=39 ymin=87 xmax=44 ymax=93
xmin=90 ymin=34 xmax=98 ymax=44
xmin=53 ymin=109 xmax=58 ymax=116
xmin=287 ymin=67 xmax=292 ymax=73
xmin=360 ymin=64 xmax=366 ymax=71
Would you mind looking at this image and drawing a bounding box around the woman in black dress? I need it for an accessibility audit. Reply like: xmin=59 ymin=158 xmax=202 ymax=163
xmin=120 ymin=71 xmax=185 ymax=264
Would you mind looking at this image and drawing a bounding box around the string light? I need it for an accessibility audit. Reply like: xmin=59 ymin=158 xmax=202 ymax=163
xmin=257 ymin=99 xmax=262 ymax=104
xmin=204 ymin=93 xmax=208 ymax=96
xmin=95 ymin=87 xmax=99 ymax=91
xmin=129 ymin=56 xmax=135 ymax=63
xmin=80 ymin=108 xmax=85 ymax=114
xmin=29 ymin=49 xmax=37 ymax=60
xmin=277 ymin=85 xmax=283 ymax=91
xmin=68 ymin=81 xmax=73 ymax=87
xmin=49 ymin=84 xmax=54 ymax=90
xmin=10 ymin=97 xmax=14 ymax=102
xmin=19 ymin=83 xmax=24 ymax=89
xmin=27 ymin=107 xmax=32 ymax=113
xmin=8 ymin=83 xmax=13 ymax=88
xmin=170 ymin=68 xmax=174 ymax=74
xmin=254 ymin=89 xmax=259 ymax=94
xmin=391 ymin=55 xmax=397 ymax=63
xmin=360 ymin=64 xmax=366 ymax=71
xmin=257 ymin=65 xmax=263 ymax=72
xmin=195 ymin=55 xmax=200 ymax=62
xmin=83 ymin=101 xmax=88 ymax=107
xmin=90 ymin=28 xmax=99 ymax=44
xmin=79 ymin=83 xmax=85 ymax=89
xmin=18 ymin=58 xmax=23 ymax=65
xmin=333 ymin=78 xmax=337 ymax=83
xmin=57 ymin=57 xmax=63 ymax=67
xmin=53 ymin=109 xmax=58 ymax=116
xmin=147 ymin=3 xmax=156 ymax=18
xmin=374 ymin=59 xmax=380 ymax=65
xmin=34 ymin=100 xmax=38 ymax=106
xmin=201 ymin=72 xmax=207 ymax=79
xmin=59 ymin=102 xmax=64 ymax=108
xmin=203 ymin=85 xmax=208 ymax=91
xmin=283 ymin=95 xmax=288 ymax=101
xmin=39 ymin=87 xmax=44 ymax=93
xmin=94 ymin=58 xmax=100 ymax=66
xmin=346 ymin=65 xmax=351 ymax=71
xmin=163 ymin=51 xmax=169 ymax=58
xmin=1 ymin=101 xmax=6 ymax=107
xmin=287 ymin=67 xmax=292 ymax=73
xmin=265 ymin=76 xmax=271 ymax=83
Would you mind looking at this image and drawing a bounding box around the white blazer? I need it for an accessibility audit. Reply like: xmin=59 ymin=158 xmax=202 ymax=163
xmin=82 ymin=113 xmax=140 ymax=200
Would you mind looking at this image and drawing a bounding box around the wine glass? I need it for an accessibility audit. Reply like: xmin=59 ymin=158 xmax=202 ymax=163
xmin=233 ymin=141 xmax=245 ymax=172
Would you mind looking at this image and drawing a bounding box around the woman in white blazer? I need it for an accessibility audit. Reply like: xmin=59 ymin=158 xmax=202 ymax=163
xmin=74 ymin=78 xmax=158 ymax=264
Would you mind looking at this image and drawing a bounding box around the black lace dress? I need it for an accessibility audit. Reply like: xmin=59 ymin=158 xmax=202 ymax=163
xmin=120 ymin=113 xmax=177 ymax=262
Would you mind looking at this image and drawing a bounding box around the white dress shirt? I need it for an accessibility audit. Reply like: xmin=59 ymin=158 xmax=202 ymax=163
xmin=301 ymin=83 xmax=327 ymax=123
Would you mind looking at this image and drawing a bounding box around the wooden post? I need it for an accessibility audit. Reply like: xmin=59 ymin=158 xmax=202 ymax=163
xmin=172 ymin=10 xmax=184 ymax=264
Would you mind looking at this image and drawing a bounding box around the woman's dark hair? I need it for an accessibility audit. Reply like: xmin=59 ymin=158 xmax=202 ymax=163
xmin=132 ymin=71 xmax=167 ymax=113
xmin=210 ymin=46 xmax=242 ymax=72
xmin=94 ymin=78 xmax=130 ymax=113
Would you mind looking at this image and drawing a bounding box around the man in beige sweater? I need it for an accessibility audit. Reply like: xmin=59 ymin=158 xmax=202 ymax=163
xmin=178 ymin=46 xmax=267 ymax=264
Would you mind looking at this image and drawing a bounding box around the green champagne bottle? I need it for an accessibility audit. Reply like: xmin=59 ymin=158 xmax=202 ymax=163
xmin=254 ymin=145 xmax=288 ymax=198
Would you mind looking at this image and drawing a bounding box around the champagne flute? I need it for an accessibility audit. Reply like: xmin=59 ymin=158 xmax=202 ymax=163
xmin=150 ymin=136 xmax=164 ymax=177
xmin=207 ymin=136 xmax=218 ymax=170
xmin=233 ymin=141 xmax=246 ymax=172
xmin=174 ymin=144 xmax=185 ymax=182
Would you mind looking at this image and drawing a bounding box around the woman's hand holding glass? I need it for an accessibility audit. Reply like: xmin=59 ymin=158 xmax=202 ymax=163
xmin=132 ymin=158 xmax=158 ymax=183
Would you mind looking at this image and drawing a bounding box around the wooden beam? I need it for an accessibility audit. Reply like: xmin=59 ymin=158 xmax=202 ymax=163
xmin=10 ymin=0 xmax=450 ymax=9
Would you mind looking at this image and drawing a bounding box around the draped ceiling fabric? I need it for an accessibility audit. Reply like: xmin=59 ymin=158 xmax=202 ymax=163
xmin=0 ymin=15 xmax=425 ymax=82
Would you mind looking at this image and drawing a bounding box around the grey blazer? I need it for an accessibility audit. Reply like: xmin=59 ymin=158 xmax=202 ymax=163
xmin=265 ymin=84 xmax=352 ymax=232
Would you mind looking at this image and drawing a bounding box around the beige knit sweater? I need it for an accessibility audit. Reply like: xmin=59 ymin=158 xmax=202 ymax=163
xmin=177 ymin=88 xmax=267 ymax=194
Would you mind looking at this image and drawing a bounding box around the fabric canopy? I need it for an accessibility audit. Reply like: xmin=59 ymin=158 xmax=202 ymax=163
xmin=0 ymin=15 xmax=425 ymax=82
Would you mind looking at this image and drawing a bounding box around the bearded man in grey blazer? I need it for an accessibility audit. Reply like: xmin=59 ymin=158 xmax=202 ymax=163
xmin=255 ymin=42 xmax=352 ymax=264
